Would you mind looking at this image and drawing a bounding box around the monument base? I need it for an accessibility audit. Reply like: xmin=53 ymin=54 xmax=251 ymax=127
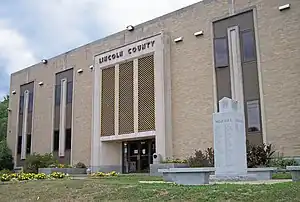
xmin=210 ymin=174 xmax=258 ymax=182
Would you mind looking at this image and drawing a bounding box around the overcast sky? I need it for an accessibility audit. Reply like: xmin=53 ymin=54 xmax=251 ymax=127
xmin=0 ymin=0 xmax=201 ymax=100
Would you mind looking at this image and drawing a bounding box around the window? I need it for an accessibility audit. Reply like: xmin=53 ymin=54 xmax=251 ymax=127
xmin=65 ymin=129 xmax=71 ymax=150
xmin=53 ymin=131 xmax=59 ymax=151
xmin=19 ymin=96 xmax=24 ymax=114
xmin=55 ymin=85 xmax=61 ymax=106
xmin=26 ymin=134 xmax=31 ymax=154
xmin=214 ymin=37 xmax=229 ymax=67
xmin=28 ymin=92 xmax=34 ymax=113
xmin=67 ymin=82 xmax=73 ymax=104
xmin=241 ymin=31 xmax=256 ymax=62
xmin=17 ymin=136 xmax=22 ymax=154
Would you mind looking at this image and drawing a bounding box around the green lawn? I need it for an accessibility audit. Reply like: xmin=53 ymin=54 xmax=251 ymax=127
xmin=0 ymin=175 xmax=299 ymax=202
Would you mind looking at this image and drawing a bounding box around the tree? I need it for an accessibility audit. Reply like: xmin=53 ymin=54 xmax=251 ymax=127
xmin=0 ymin=140 xmax=14 ymax=170
xmin=0 ymin=95 xmax=13 ymax=170
xmin=0 ymin=95 xmax=9 ymax=141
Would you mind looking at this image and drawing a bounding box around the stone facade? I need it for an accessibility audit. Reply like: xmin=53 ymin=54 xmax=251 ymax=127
xmin=6 ymin=0 xmax=300 ymax=169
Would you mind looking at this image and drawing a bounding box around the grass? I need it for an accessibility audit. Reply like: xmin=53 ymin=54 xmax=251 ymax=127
xmin=272 ymin=172 xmax=292 ymax=179
xmin=0 ymin=175 xmax=299 ymax=202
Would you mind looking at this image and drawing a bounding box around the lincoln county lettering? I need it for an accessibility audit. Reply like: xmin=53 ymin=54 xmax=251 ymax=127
xmin=99 ymin=40 xmax=155 ymax=64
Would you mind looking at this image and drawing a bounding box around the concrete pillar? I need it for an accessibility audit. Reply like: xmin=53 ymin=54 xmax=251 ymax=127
xmin=59 ymin=78 xmax=67 ymax=157
xmin=21 ymin=90 xmax=29 ymax=160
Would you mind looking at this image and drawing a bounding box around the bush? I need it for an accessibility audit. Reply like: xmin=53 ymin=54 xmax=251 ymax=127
xmin=187 ymin=143 xmax=275 ymax=168
xmin=187 ymin=147 xmax=214 ymax=167
xmin=0 ymin=169 xmax=12 ymax=175
xmin=24 ymin=153 xmax=57 ymax=173
xmin=268 ymin=157 xmax=299 ymax=168
xmin=0 ymin=140 xmax=14 ymax=171
xmin=74 ymin=162 xmax=87 ymax=168
xmin=247 ymin=142 xmax=275 ymax=168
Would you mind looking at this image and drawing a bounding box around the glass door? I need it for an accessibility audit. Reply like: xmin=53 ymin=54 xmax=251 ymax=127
xmin=122 ymin=139 xmax=155 ymax=173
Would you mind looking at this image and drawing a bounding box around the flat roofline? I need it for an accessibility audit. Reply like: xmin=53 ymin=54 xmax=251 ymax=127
xmin=12 ymin=0 xmax=207 ymax=76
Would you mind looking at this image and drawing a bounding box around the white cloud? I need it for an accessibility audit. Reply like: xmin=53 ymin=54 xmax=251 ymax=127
xmin=94 ymin=0 xmax=201 ymax=34
xmin=0 ymin=20 xmax=37 ymax=74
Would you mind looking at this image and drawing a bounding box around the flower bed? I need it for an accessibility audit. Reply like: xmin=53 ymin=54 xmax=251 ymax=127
xmin=90 ymin=171 xmax=119 ymax=177
xmin=0 ymin=172 xmax=68 ymax=182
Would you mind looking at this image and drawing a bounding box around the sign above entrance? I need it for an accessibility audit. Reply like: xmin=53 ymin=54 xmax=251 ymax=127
xmin=95 ymin=34 xmax=162 ymax=68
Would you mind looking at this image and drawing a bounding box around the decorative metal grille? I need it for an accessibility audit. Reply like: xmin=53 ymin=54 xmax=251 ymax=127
xmin=138 ymin=55 xmax=155 ymax=132
xmin=101 ymin=67 xmax=115 ymax=136
xmin=119 ymin=61 xmax=134 ymax=134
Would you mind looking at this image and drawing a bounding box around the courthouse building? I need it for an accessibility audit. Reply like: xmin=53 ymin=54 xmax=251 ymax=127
xmin=7 ymin=0 xmax=300 ymax=173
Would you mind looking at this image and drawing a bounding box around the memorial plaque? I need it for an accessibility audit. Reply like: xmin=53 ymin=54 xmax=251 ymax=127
xmin=213 ymin=97 xmax=247 ymax=176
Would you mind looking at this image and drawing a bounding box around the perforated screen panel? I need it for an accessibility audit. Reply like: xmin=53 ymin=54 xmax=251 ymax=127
xmin=138 ymin=55 xmax=155 ymax=132
xmin=101 ymin=67 xmax=115 ymax=136
xmin=119 ymin=61 xmax=134 ymax=134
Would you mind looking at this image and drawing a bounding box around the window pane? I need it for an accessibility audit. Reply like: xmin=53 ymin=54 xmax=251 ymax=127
xmin=214 ymin=38 xmax=229 ymax=67
xmin=17 ymin=136 xmax=22 ymax=154
xmin=55 ymin=85 xmax=61 ymax=105
xmin=67 ymin=82 xmax=73 ymax=103
xmin=53 ymin=131 xmax=59 ymax=151
xmin=28 ymin=92 xmax=33 ymax=113
xmin=65 ymin=129 xmax=71 ymax=150
xmin=19 ymin=96 xmax=24 ymax=114
xmin=242 ymin=31 xmax=256 ymax=62
xmin=26 ymin=134 xmax=31 ymax=154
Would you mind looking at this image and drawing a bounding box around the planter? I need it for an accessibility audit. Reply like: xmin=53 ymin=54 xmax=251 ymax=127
xmin=286 ymin=166 xmax=300 ymax=182
xmin=38 ymin=168 xmax=87 ymax=175
xmin=150 ymin=163 xmax=188 ymax=176
xmin=159 ymin=168 xmax=212 ymax=185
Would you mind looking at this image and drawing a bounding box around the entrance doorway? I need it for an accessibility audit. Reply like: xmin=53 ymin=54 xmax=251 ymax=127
xmin=122 ymin=139 xmax=155 ymax=173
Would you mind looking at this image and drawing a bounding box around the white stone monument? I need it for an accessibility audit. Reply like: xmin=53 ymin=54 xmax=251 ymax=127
xmin=212 ymin=97 xmax=256 ymax=181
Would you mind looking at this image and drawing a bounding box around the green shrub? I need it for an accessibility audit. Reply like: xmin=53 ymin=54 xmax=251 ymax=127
xmin=187 ymin=143 xmax=275 ymax=168
xmin=268 ymin=157 xmax=299 ymax=168
xmin=0 ymin=140 xmax=14 ymax=171
xmin=24 ymin=153 xmax=57 ymax=173
xmin=0 ymin=169 xmax=12 ymax=175
xmin=187 ymin=147 xmax=214 ymax=167
xmin=247 ymin=142 xmax=275 ymax=168
xmin=74 ymin=162 xmax=87 ymax=168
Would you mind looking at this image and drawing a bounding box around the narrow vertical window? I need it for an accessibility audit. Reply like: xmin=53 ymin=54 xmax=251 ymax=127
xmin=19 ymin=96 xmax=24 ymax=114
xmin=65 ymin=129 xmax=71 ymax=150
xmin=241 ymin=31 xmax=256 ymax=62
xmin=67 ymin=81 xmax=73 ymax=104
xmin=28 ymin=92 xmax=34 ymax=113
xmin=55 ymin=85 xmax=61 ymax=105
xmin=26 ymin=134 xmax=31 ymax=154
xmin=17 ymin=136 xmax=22 ymax=154
xmin=214 ymin=37 xmax=229 ymax=67
xmin=53 ymin=131 xmax=59 ymax=151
